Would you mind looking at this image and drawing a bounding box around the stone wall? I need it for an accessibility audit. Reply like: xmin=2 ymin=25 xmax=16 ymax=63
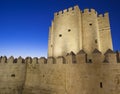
xmin=0 ymin=49 xmax=120 ymax=94
xmin=0 ymin=56 xmax=26 ymax=94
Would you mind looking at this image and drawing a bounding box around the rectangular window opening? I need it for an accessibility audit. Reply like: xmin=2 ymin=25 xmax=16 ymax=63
xmin=11 ymin=74 xmax=15 ymax=77
xmin=95 ymin=39 xmax=97 ymax=44
xmin=100 ymin=82 xmax=103 ymax=88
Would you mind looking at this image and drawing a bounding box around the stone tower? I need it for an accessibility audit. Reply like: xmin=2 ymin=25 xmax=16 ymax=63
xmin=0 ymin=5 xmax=120 ymax=94
xmin=48 ymin=5 xmax=113 ymax=57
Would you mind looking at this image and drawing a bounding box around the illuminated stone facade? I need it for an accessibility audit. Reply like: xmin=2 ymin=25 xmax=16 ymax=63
xmin=48 ymin=5 xmax=113 ymax=58
xmin=0 ymin=5 xmax=119 ymax=94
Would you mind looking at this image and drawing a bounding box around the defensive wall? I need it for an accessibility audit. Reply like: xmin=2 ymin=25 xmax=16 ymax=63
xmin=0 ymin=49 xmax=120 ymax=94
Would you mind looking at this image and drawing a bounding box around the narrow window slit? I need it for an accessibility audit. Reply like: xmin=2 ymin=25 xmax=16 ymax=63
xmin=95 ymin=39 xmax=97 ymax=44
xmin=100 ymin=82 xmax=103 ymax=88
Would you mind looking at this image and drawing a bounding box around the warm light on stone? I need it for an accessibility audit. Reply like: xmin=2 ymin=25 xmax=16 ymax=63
xmin=48 ymin=5 xmax=113 ymax=58
xmin=0 ymin=5 xmax=119 ymax=94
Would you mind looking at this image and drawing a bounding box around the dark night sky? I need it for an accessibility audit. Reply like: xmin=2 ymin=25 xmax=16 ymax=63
xmin=0 ymin=0 xmax=120 ymax=58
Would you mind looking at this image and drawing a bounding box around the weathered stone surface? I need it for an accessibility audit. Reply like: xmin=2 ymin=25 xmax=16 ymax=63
xmin=0 ymin=5 xmax=119 ymax=94
xmin=0 ymin=51 xmax=120 ymax=94
xmin=48 ymin=5 xmax=113 ymax=57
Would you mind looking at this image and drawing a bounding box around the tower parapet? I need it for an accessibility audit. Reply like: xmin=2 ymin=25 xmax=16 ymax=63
xmin=54 ymin=5 xmax=79 ymax=17
xmin=82 ymin=8 xmax=97 ymax=14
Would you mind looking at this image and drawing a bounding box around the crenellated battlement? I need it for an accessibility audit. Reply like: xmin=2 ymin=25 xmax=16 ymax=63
xmin=54 ymin=6 xmax=98 ymax=17
xmin=98 ymin=12 xmax=109 ymax=18
xmin=82 ymin=8 xmax=97 ymax=14
xmin=97 ymin=12 xmax=110 ymax=28
xmin=0 ymin=56 xmax=25 ymax=64
xmin=0 ymin=50 xmax=120 ymax=94
xmin=54 ymin=5 xmax=110 ymax=18
xmin=0 ymin=49 xmax=119 ymax=65
xmin=54 ymin=5 xmax=79 ymax=17
xmin=0 ymin=5 xmax=119 ymax=94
